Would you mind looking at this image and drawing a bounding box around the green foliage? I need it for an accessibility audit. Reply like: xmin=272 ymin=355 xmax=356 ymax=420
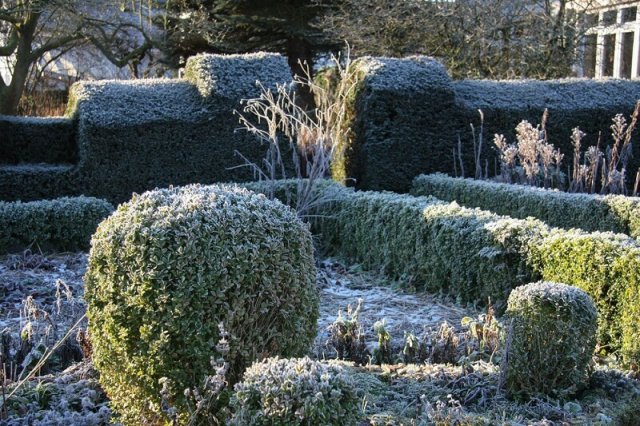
xmin=527 ymin=230 xmax=640 ymax=365
xmin=316 ymin=188 xmax=543 ymax=308
xmin=412 ymin=173 xmax=640 ymax=237
xmin=372 ymin=319 xmax=392 ymax=365
xmin=262 ymin=179 xmax=639 ymax=364
xmin=326 ymin=299 xmax=369 ymax=365
xmin=505 ymin=281 xmax=598 ymax=399
xmin=0 ymin=164 xmax=76 ymax=202
xmin=0 ymin=196 xmax=113 ymax=254
xmin=1 ymin=53 xmax=294 ymax=204
xmin=84 ymin=184 xmax=318 ymax=425
xmin=0 ymin=116 xmax=77 ymax=165
xmin=230 ymin=357 xmax=361 ymax=426
xmin=164 ymin=0 xmax=337 ymax=77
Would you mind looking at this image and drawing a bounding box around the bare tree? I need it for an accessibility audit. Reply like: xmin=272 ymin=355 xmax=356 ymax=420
xmin=321 ymin=0 xmax=594 ymax=79
xmin=0 ymin=0 xmax=161 ymax=115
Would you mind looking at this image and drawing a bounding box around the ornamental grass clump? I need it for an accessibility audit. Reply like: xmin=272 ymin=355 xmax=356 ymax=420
xmin=84 ymin=184 xmax=319 ymax=425
xmin=504 ymin=281 xmax=597 ymax=400
xmin=230 ymin=357 xmax=361 ymax=426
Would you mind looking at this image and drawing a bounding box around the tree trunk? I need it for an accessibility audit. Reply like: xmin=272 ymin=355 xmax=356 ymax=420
xmin=0 ymin=13 xmax=39 ymax=115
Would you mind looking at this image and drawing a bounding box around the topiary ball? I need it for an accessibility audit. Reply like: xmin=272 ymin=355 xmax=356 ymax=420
xmin=230 ymin=357 xmax=361 ymax=426
xmin=84 ymin=184 xmax=319 ymax=425
xmin=504 ymin=281 xmax=597 ymax=399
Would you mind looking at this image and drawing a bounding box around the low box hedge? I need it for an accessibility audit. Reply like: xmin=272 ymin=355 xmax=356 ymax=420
xmin=0 ymin=164 xmax=77 ymax=202
xmin=0 ymin=115 xmax=77 ymax=165
xmin=255 ymin=180 xmax=640 ymax=365
xmin=0 ymin=196 xmax=114 ymax=254
xmin=411 ymin=173 xmax=640 ymax=238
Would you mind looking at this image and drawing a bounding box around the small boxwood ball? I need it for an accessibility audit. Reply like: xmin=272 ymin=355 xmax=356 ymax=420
xmin=230 ymin=357 xmax=361 ymax=426
xmin=505 ymin=281 xmax=597 ymax=399
xmin=84 ymin=184 xmax=319 ymax=425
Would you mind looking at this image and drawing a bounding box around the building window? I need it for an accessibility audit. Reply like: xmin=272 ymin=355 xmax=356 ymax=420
xmin=622 ymin=31 xmax=635 ymax=78
xmin=603 ymin=33 xmax=616 ymax=76
xmin=602 ymin=9 xmax=617 ymax=26
xmin=583 ymin=34 xmax=598 ymax=78
xmin=622 ymin=7 xmax=637 ymax=23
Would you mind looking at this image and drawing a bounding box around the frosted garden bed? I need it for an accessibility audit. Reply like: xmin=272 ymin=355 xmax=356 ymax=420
xmin=0 ymin=252 xmax=638 ymax=425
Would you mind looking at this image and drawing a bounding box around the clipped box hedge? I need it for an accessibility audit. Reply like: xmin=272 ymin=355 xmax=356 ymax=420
xmin=411 ymin=173 xmax=640 ymax=238
xmin=1 ymin=53 xmax=293 ymax=204
xmin=0 ymin=196 xmax=114 ymax=254
xmin=0 ymin=164 xmax=77 ymax=202
xmin=85 ymin=184 xmax=317 ymax=423
xmin=316 ymin=56 xmax=467 ymax=193
xmin=254 ymin=180 xmax=639 ymax=365
xmin=0 ymin=115 xmax=77 ymax=164
xmin=319 ymin=57 xmax=640 ymax=193
xmin=505 ymin=282 xmax=597 ymax=399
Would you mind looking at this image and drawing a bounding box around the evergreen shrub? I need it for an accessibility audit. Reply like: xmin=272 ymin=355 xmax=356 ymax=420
xmin=261 ymin=179 xmax=638 ymax=364
xmin=505 ymin=281 xmax=597 ymax=399
xmin=0 ymin=196 xmax=113 ymax=254
xmin=84 ymin=184 xmax=318 ymax=424
xmin=230 ymin=357 xmax=361 ymax=426
xmin=67 ymin=53 xmax=292 ymax=204
xmin=0 ymin=115 xmax=77 ymax=164
xmin=412 ymin=173 xmax=640 ymax=237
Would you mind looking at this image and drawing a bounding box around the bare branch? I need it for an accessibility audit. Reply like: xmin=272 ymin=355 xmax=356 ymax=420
xmin=0 ymin=25 xmax=18 ymax=56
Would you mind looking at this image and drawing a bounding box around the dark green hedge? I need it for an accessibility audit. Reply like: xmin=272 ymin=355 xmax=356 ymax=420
xmin=412 ymin=173 xmax=640 ymax=238
xmin=0 ymin=196 xmax=114 ymax=254
xmin=1 ymin=53 xmax=293 ymax=204
xmin=317 ymin=56 xmax=467 ymax=193
xmin=67 ymin=53 xmax=294 ymax=204
xmin=0 ymin=115 xmax=77 ymax=164
xmin=0 ymin=164 xmax=77 ymax=201
xmin=256 ymin=180 xmax=640 ymax=365
xmin=454 ymin=80 xmax=640 ymax=181
xmin=320 ymin=57 xmax=640 ymax=193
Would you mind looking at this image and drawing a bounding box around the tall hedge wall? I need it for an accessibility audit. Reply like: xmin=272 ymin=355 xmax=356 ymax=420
xmin=321 ymin=57 xmax=640 ymax=192
xmin=411 ymin=173 xmax=640 ymax=238
xmin=319 ymin=56 xmax=468 ymax=192
xmin=0 ymin=115 xmax=77 ymax=164
xmin=1 ymin=53 xmax=292 ymax=204
xmin=66 ymin=53 xmax=292 ymax=204
xmin=253 ymin=180 xmax=640 ymax=365
xmin=5 ymin=54 xmax=640 ymax=202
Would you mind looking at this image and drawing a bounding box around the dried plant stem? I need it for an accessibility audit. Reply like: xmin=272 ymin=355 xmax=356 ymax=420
xmin=458 ymin=136 xmax=465 ymax=178
xmin=0 ymin=314 xmax=86 ymax=411
xmin=234 ymin=51 xmax=360 ymax=219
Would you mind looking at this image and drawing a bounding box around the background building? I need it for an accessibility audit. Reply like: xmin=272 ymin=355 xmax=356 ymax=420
xmin=576 ymin=0 xmax=640 ymax=78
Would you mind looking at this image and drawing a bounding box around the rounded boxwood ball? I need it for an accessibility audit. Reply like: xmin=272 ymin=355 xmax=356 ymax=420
xmin=230 ymin=357 xmax=361 ymax=426
xmin=505 ymin=281 xmax=597 ymax=399
xmin=84 ymin=184 xmax=319 ymax=424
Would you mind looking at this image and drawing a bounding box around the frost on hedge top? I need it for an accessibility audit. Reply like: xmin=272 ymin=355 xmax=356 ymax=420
xmin=454 ymin=78 xmax=640 ymax=111
xmin=184 ymin=52 xmax=291 ymax=99
xmin=231 ymin=357 xmax=361 ymax=426
xmin=412 ymin=173 xmax=640 ymax=237
xmin=67 ymin=79 xmax=206 ymax=128
xmin=508 ymin=281 xmax=598 ymax=318
xmin=354 ymin=56 xmax=454 ymax=96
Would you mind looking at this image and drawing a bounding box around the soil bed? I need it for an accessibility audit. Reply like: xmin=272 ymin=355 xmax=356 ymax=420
xmin=0 ymin=252 xmax=638 ymax=425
